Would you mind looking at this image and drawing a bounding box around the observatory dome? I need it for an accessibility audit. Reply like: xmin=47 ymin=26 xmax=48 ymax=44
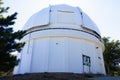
xmin=23 ymin=4 xmax=101 ymax=37
xmin=14 ymin=4 xmax=105 ymax=74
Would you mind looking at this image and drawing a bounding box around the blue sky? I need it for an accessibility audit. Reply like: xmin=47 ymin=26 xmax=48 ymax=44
xmin=3 ymin=0 xmax=120 ymax=40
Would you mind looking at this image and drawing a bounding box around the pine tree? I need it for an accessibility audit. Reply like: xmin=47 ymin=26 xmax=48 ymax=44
xmin=103 ymin=37 xmax=120 ymax=75
xmin=0 ymin=0 xmax=26 ymax=75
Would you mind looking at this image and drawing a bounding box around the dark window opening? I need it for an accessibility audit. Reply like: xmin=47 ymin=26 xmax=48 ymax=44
xmin=82 ymin=55 xmax=91 ymax=67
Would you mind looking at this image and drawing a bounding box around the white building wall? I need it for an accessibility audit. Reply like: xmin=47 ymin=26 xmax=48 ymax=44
xmin=31 ymin=38 xmax=49 ymax=72
xmin=97 ymin=48 xmax=106 ymax=74
xmin=14 ymin=31 xmax=105 ymax=74
xmin=19 ymin=42 xmax=30 ymax=73
xmin=68 ymin=38 xmax=83 ymax=73
xmin=80 ymin=40 xmax=94 ymax=73
xmin=89 ymin=43 xmax=98 ymax=74
xmin=48 ymin=37 xmax=66 ymax=72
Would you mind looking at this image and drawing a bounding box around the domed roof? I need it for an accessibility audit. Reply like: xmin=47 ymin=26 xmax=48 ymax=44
xmin=23 ymin=4 xmax=101 ymax=35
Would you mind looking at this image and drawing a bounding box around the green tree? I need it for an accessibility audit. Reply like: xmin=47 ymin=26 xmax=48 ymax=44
xmin=0 ymin=0 xmax=26 ymax=75
xmin=103 ymin=37 xmax=120 ymax=75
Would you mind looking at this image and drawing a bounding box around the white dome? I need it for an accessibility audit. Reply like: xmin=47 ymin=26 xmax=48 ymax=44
xmin=23 ymin=4 xmax=101 ymax=36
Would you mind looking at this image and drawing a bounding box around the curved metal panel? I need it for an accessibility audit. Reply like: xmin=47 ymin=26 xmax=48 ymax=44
xmin=23 ymin=7 xmax=50 ymax=30
xmin=82 ymin=12 xmax=101 ymax=35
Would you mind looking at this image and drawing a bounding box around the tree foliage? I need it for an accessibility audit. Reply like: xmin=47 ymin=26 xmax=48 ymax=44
xmin=103 ymin=37 xmax=120 ymax=75
xmin=0 ymin=0 xmax=26 ymax=75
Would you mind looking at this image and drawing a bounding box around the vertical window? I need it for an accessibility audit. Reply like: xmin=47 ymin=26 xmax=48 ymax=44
xmin=82 ymin=55 xmax=91 ymax=67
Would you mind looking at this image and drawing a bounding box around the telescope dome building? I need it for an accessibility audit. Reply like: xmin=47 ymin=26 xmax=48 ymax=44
xmin=14 ymin=4 xmax=106 ymax=74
